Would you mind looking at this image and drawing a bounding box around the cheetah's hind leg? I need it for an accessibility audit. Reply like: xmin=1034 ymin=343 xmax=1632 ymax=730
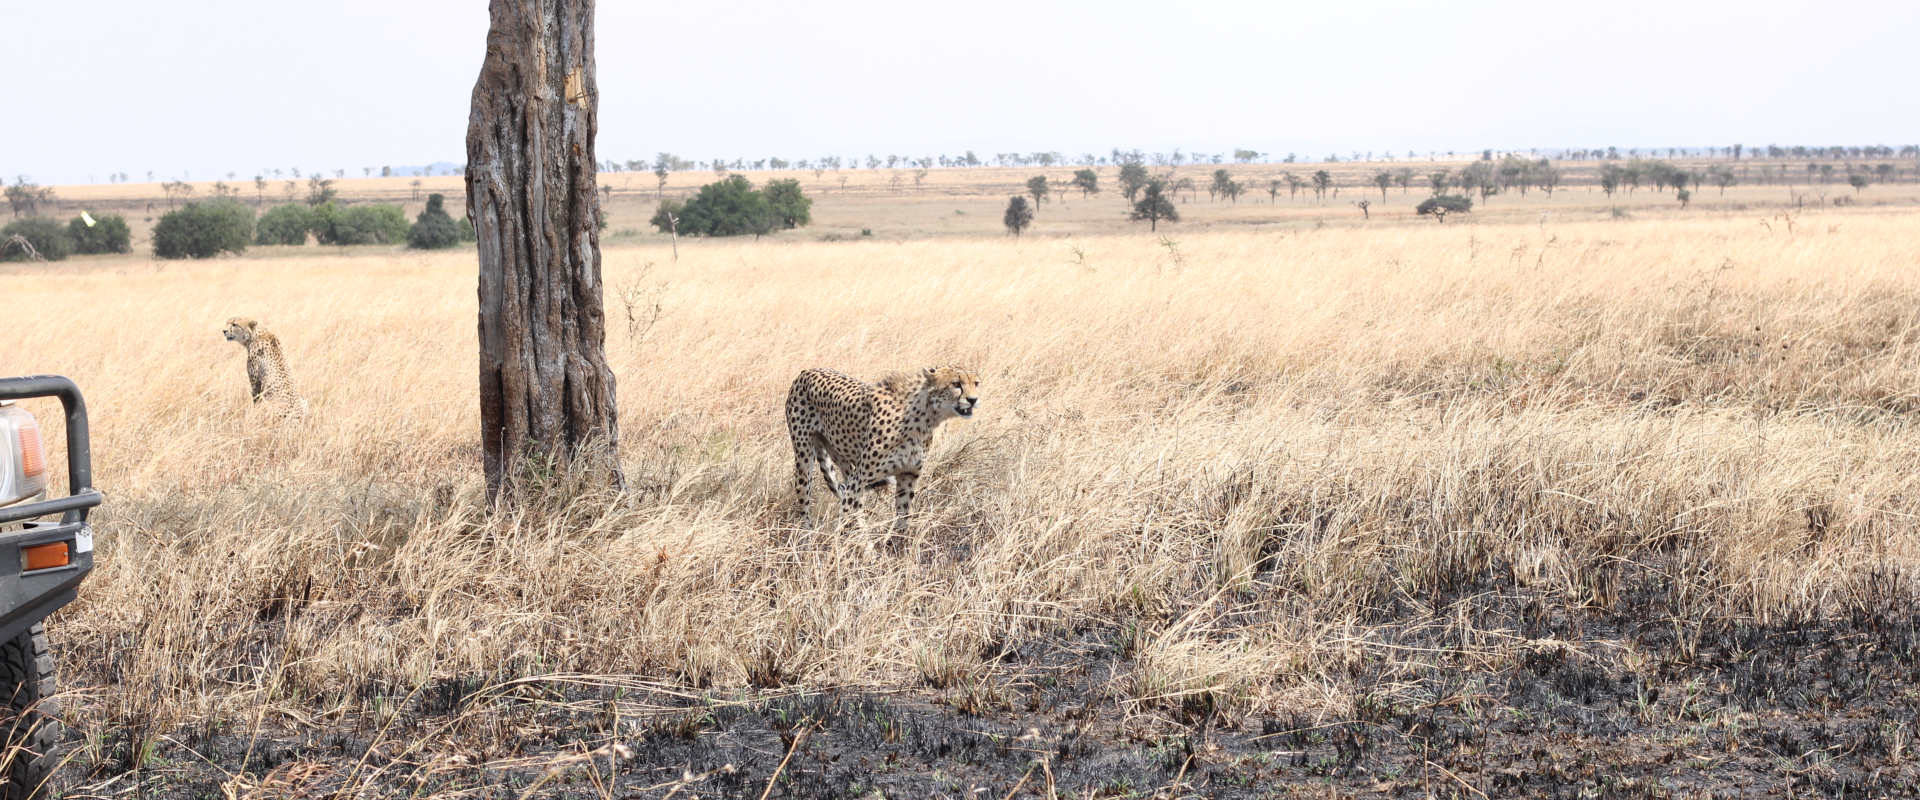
xmin=792 ymin=434 xmax=822 ymax=529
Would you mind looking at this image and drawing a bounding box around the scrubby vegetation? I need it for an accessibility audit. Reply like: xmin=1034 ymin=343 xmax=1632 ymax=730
xmin=1416 ymin=194 xmax=1473 ymax=220
xmin=152 ymin=200 xmax=253 ymax=258
xmin=254 ymin=204 xmax=316 ymax=246
xmin=68 ymin=213 xmax=131 ymax=254
xmin=651 ymin=175 xmax=813 ymax=238
xmin=406 ymin=194 xmax=465 ymax=249
xmin=0 ymin=218 xmax=73 ymax=261
xmin=313 ymin=203 xmax=408 ymax=245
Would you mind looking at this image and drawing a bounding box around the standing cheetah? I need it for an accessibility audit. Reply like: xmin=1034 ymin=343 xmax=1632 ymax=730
xmin=786 ymin=366 xmax=980 ymax=533
xmin=222 ymin=317 xmax=307 ymax=419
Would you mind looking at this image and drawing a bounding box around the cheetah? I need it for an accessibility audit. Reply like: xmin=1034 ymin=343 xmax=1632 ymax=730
xmin=222 ymin=317 xmax=307 ymax=418
xmin=786 ymin=366 xmax=980 ymax=533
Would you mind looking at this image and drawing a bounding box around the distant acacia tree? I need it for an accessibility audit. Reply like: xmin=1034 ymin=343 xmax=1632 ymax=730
xmin=1372 ymin=170 xmax=1392 ymax=201
xmin=1117 ymin=161 xmax=1149 ymax=202
xmin=1848 ymin=173 xmax=1869 ymax=194
xmin=1457 ymin=162 xmax=1497 ymax=204
xmin=1534 ymin=160 xmax=1562 ymax=197
xmin=1164 ymin=176 xmax=1191 ymax=203
xmin=1599 ymin=164 xmax=1622 ymax=197
xmin=1232 ymin=148 xmax=1261 ymax=163
xmin=1711 ymin=166 xmax=1737 ymax=194
xmin=1070 ymin=168 xmax=1099 ymax=198
xmin=1026 ymin=176 xmax=1049 ymax=208
xmin=1395 ymin=168 xmax=1415 ymax=194
xmin=654 ymin=153 xmax=673 ymax=198
xmin=306 ymin=176 xmax=337 ymax=206
xmin=1129 ymin=179 xmax=1177 ymax=231
xmin=1427 ymin=170 xmax=1449 ymax=196
xmin=1003 ymin=196 xmax=1033 ymax=236
xmin=1209 ymin=169 xmax=1233 ymax=202
xmin=5 ymin=178 xmax=55 ymax=217
xmin=1311 ymin=170 xmax=1332 ymax=201
xmin=1284 ymin=172 xmax=1304 ymax=200
xmin=1267 ymin=179 xmax=1281 ymax=203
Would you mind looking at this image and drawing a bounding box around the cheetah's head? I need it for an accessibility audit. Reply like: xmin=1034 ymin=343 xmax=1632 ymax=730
xmin=223 ymin=317 xmax=258 ymax=344
xmin=921 ymin=366 xmax=980 ymax=421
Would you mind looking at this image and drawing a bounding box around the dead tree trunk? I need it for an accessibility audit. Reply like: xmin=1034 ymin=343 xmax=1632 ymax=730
xmin=467 ymin=0 xmax=622 ymax=500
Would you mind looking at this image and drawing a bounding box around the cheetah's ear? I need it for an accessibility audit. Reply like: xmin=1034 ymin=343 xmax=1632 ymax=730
xmin=920 ymin=366 xmax=937 ymax=383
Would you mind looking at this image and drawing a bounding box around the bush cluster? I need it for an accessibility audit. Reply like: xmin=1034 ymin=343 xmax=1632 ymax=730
xmin=650 ymin=176 xmax=811 ymax=237
xmin=1416 ymin=195 xmax=1473 ymax=220
xmin=255 ymin=204 xmax=316 ymax=245
xmin=1 ymin=218 xmax=73 ymax=261
xmin=316 ymin=203 xmax=408 ymax=245
xmin=153 ymin=201 xmax=254 ymax=259
xmin=70 ymin=213 xmax=132 ymax=254
xmin=406 ymin=194 xmax=465 ymax=249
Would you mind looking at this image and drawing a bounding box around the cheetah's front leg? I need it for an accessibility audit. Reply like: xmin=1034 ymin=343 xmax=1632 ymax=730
xmin=891 ymin=471 xmax=918 ymax=534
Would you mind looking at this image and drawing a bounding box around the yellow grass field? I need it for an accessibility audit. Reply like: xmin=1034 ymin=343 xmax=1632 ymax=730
xmin=6 ymin=172 xmax=1920 ymax=796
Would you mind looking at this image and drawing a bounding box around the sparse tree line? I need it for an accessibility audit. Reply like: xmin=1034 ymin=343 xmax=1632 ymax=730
xmin=97 ymin=164 xmax=462 ymax=186
xmin=69 ymin=144 xmax=1920 ymax=191
xmin=64 ymin=142 xmax=1918 ymax=201
xmin=0 ymin=174 xmax=478 ymax=261
xmin=590 ymin=143 xmax=1918 ymax=179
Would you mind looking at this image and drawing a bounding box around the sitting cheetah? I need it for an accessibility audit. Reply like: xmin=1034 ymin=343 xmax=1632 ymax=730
xmin=222 ymin=317 xmax=307 ymax=418
xmin=786 ymin=366 xmax=980 ymax=533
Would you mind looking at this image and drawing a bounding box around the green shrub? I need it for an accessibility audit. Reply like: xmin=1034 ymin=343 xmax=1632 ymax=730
xmin=655 ymin=175 xmax=810 ymax=238
xmin=314 ymin=203 xmax=408 ymax=245
xmin=153 ymin=201 xmax=254 ymax=259
xmin=68 ymin=213 xmax=131 ymax=254
xmin=649 ymin=199 xmax=685 ymax=233
xmin=677 ymin=175 xmax=772 ymax=237
xmin=0 ymin=218 xmax=73 ymax=261
xmin=763 ymin=178 xmax=812 ymax=229
xmin=407 ymin=194 xmax=465 ymax=249
xmin=255 ymin=204 xmax=316 ymax=245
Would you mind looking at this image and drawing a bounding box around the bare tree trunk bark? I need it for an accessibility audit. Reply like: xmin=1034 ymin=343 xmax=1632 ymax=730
xmin=467 ymin=0 xmax=622 ymax=500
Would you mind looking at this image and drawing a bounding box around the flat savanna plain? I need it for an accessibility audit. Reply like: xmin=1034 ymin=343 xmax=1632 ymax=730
xmin=9 ymin=169 xmax=1920 ymax=798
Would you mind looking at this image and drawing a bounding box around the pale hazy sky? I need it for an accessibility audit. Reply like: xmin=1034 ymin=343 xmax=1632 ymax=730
xmin=7 ymin=1 xmax=1916 ymax=185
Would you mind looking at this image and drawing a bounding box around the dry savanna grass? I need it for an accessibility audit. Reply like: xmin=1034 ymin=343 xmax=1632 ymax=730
xmin=6 ymin=183 xmax=1920 ymax=795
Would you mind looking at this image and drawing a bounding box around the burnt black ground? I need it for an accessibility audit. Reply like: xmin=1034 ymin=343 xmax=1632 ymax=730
xmin=53 ymin=560 xmax=1920 ymax=799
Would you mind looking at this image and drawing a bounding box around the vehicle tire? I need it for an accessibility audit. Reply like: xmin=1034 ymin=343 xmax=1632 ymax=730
xmin=0 ymin=624 xmax=58 ymax=800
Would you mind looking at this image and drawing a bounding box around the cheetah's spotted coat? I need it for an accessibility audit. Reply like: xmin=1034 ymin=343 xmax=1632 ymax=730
xmin=786 ymin=366 xmax=980 ymax=532
xmin=223 ymin=317 xmax=307 ymax=419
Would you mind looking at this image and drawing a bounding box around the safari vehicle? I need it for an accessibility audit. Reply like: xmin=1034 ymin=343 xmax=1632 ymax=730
xmin=0 ymin=376 xmax=101 ymax=799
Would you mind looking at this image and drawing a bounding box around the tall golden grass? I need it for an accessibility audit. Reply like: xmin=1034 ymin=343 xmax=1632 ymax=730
xmin=5 ymin=207 xmax=1920 ymax=779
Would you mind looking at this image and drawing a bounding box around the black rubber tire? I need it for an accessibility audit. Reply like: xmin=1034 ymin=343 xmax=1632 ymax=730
xmin=0 ymin=624 xmax=57 ymax=800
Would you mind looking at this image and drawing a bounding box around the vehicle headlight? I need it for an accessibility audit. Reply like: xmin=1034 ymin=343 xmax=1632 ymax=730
xmin=0 ymin=403 xmax=49 ymax=508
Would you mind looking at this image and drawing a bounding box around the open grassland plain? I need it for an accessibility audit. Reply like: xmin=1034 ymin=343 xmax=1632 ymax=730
xmin=7 ymin=204 xmax=1920 ymax=797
